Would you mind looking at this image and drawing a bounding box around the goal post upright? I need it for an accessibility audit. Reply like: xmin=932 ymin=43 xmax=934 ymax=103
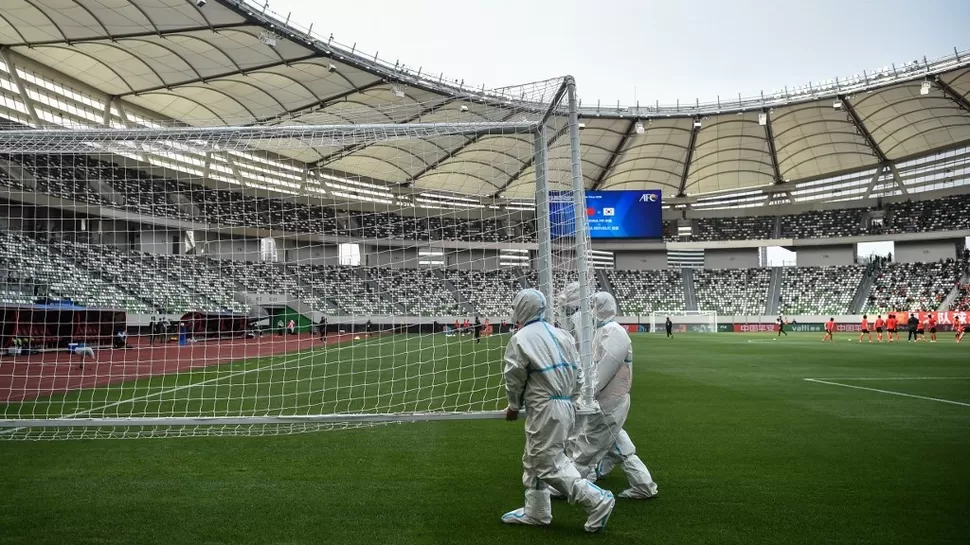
xmin=564 ymin=76 xmax=598 ymax=415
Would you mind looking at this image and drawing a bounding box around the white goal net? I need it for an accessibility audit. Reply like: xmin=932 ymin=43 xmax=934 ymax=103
xmin=0 ymin=76 xmax=597 ymax=439
xmin=649 ymin=310 xmax=719 ymax=334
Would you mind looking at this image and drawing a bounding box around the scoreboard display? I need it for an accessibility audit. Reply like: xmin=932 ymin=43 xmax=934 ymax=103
xmin=550 ymin=190 xmax=663 ymax=239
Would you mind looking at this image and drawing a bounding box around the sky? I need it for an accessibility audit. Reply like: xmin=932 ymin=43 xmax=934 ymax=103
xmin=263 ymin=0 xmax=970 ymax=108
xmin=262 ymin=0 xmax=970 ymax=265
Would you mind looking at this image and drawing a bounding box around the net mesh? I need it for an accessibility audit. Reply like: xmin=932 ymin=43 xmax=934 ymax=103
xmin=0 ymin=77 xmax=595 ymax=440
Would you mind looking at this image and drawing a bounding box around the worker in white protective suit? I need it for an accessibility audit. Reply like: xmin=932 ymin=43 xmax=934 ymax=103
xmin=571 ymin=291 xmax=659 ymax=499
xmin=502 ymin=289 xmax=616 ymax=533
xmin=556 ymin=281 xmax=584 ymax=341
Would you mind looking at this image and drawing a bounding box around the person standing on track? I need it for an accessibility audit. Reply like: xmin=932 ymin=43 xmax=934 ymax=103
xmin=319 ymin=315 xmax=328 ymax=340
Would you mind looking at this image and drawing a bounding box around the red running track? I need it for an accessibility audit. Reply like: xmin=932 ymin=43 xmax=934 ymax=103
xmin=0 ymin=333 xmax=354 ymax=403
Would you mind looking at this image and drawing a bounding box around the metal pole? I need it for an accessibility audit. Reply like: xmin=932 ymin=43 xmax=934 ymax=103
xmin=533 ymin=126 xmax=554 ymax=322
xmin=564 ymin=76 xmax=597 ymax=414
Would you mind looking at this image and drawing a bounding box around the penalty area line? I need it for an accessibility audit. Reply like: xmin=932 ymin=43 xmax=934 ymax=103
xmin=803 ymin=378 xmax=970 ymax=408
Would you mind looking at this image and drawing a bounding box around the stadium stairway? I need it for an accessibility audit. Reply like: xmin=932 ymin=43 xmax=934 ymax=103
xmin=766 ymin=267 xmax=783 ymax=315
xmin=0 ymin=158 xmax=37 ymax=189
xmin=849 ymin=264 xmax=877 ymax=313
xmin=941 ymin=270 xmax=970 ymax=310
xmin=596 ymin=269 xmax=622 ymax=315
xmin=433 ymin=269 xmax=477 ymax=314
xmin=682 ymin=268 xmax=699 ymax=311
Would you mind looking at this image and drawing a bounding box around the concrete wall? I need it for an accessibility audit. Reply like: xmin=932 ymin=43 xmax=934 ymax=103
xmin=284 ymin=244 xmax=340 ymax=266
xmin=894 ymin=239 xmax=958 ymax=263
xmin=795 ymin=244 xmax=856 ymax=267
xmin=203 ymin=238 xmax=261 ymax=261
xmin=614 ymin=250 xmax=668 ymax=270
xmin=445 ymin=249 xmax=502 ymax=270
xmin=366 ymin=247 xmax=419 ymax=269
xmin=704 ymin=248 xmax=759 ymax=269
xmin=138 ymin=229 xmax=180 ymax=255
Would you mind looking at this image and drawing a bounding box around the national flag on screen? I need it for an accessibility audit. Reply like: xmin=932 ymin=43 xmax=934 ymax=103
xmin=603 ymin=207 xmax=615 ymax=216
xmin=586 ymin=207 xmax=596 ymax=216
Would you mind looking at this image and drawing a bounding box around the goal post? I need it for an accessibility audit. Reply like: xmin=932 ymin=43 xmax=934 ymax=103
xmin=649 ymin=310 xmax=719 ymax=334
xmin=0 ymin=76 xmax=598 ymax=439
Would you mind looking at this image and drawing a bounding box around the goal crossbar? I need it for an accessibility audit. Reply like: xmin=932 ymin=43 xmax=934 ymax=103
xmin=0 ymin=122 xmax=539 ymax=154
xmin=0 ymin=410 xmax=512 ymax=429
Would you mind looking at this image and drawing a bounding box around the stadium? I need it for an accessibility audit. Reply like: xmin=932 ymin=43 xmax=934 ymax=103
xmin=0 ymin=0 xmax=969 ymax=543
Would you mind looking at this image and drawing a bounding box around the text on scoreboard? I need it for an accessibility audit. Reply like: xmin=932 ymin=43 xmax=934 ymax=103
xmin=549 ymin=190 xmax=662 ymax=239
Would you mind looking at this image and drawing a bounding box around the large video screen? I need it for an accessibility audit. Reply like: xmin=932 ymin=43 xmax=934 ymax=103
xmin=549 ymin=190 xmax=663 ymax=239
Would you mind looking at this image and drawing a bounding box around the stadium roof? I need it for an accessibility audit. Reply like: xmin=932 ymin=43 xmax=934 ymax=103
xmin=0 ymin=0 xmax=969 ymax=203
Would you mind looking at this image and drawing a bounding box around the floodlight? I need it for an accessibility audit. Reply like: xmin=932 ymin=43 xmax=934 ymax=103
xmin=634 ymin=120 xmax=645 ymax=134
xmin=328 ymin=64 xmax=337 ymax=73
xmin=758 ymin=113 xmax=767 ymax=126
xmin=392 ymin=86 xmax=406 ymax=98
xmin=259 ymin=31 xmax=277 ymax=47
xmin=920 ymin=81 xmax=931 ymax=95
xmin=578 ymin=123 xmax=587 ymax=130
xmin=460 ymin=105 xmax=469 ymax=113
xmin=692 ymin=120 xmax=702 ymax=129
xmin=832 ymin=100 xmax=842 ymax=110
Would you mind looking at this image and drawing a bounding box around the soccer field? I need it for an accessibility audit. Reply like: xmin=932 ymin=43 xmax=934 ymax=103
xmin=1 ymin=332 xmax=968 ymax=545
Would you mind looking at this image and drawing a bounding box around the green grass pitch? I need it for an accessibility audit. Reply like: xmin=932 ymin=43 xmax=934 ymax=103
xmin=1 ymin=332 xmax=968 ymax=544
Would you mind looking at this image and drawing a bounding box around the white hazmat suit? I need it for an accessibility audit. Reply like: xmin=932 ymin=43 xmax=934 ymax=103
xmin=571 ymin=292 xmax=658 ymax=500
xmin=502 ymin=289 xmax=616 ymax=533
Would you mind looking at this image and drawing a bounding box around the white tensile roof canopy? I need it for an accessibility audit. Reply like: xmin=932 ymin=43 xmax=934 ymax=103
xmin=0 ymin=0 xmax=969 ymax=202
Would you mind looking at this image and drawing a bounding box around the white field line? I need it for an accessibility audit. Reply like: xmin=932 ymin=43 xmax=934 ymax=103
xmin=804 ymin=378 xmax=970 ymax=408
xmin=0 ymin=335 xmax=395 ymax=435
xmin=810 ymin=377 xmax=970 ymax=381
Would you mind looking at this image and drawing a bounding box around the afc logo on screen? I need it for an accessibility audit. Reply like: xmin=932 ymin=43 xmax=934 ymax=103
xmin=603 ymin=207 xmax=615 ymax=216
xmin=639 ymin=193 xmax=659 ymax=203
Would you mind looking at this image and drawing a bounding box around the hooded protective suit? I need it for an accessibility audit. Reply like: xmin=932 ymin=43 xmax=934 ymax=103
xmin=502 ymin=289 xmax=615 ymax=532
xmin=557 ymin=281 xmax=585 ymax=341
xmin=570 ymin=292 xmax=659 ymax=500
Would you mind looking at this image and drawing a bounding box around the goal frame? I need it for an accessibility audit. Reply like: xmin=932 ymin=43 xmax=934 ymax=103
xmin=0 ymin=76 xmax=597 ymax=435
xmin=649 ymin=310 xmax=719 ymax=334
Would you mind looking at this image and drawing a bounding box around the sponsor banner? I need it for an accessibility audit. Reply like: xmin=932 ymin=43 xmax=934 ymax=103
xmin=890 ymin=310 xmax=969 ymax=326
xmin=733 ymin=322 xmax=825 ymax=333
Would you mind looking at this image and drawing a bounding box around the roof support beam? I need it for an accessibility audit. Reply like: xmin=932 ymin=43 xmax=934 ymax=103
xmin=4 ymin=23 xmax=246 ymax=48
xmin=862 ymin=164 xmax=887 ymax=199
xmin=493 ymin=124 xmax=569 ymax=197
xmin=101 ymin=95 xmax=113 ymax=126
xmin=839 ymin=95 xmax=888 ymax=162
xmin=112 ymin=98 xmax=148 ymax=163
xmin=677 ymin=118 xmax=700 ymax=197
xmin=591 ymin=119 xmax=637 ymax=190
xmin=762 ymin=110 xmax=783 ymax=183
xmin=935 ymin=76 xmax=970 ymax=113
xmin=251 ymin=79 xmax=386 ymax=125
xmin=0 ymin=48 xmax=42 ymax=126
xmin=311 ymin=96 xmax=459 ymax=169
xmin=401 ymin=110 xmax=522 ymax=185
xmin=887 ymin=161 xmax=909 ymax=197
xmin=225 ymin=153 xmax=247 ymax=188
xmin=117 ymin=54 xmax=319 ymax=97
